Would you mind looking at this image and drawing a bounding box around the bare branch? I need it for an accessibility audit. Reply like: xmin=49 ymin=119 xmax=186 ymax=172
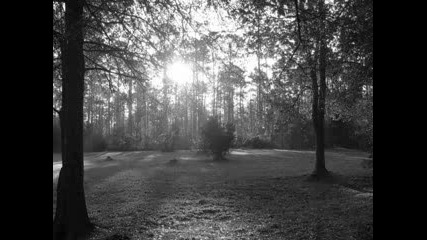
xmin=84 ymin=55 xmax=145 ymax=81
xmin=294 ymin=0 xmax=302 ymax=43
xmin=53 ymin=107 xmax=61 ymax=115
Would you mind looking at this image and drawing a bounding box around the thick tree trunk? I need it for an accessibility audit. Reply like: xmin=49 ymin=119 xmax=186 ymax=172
xmin=311 ymin=67 xmax=328 ymax=177
xmin=87 ymin=81 xmax=93 ymax=125
xmin=310 ymin=0 xmax=329 ymax=178
xmin=213 ymin=151 xmax=225 ymax=161
xmin=59 ymin=112 xmax=65 ymax=164
xmin=53 ymin=0 xmax=93 ymax=239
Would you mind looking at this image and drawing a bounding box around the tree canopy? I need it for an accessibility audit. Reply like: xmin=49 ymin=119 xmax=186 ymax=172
xmin=53 ymin=0 xmax=372 ymax=237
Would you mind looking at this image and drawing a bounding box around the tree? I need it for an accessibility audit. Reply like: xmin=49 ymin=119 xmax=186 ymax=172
xmin=200 ymin=116 xmax=235 ymax=160
xmin=53 ymin=0 xmax=93 ymax=239
xmin=53 ymin=0 xmax=192 ymax=237
xmin=306 ymin=0 xmax=330 ymax=177
xmin=226 ymin=0 xmax=372 ymax=177
xmin=217 ymin=63 xmax=245 ymax=124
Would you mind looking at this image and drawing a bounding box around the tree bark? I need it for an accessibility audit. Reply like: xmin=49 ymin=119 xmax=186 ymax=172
xmin=184 ymin=86 xmax=188 ymax=138
xmin=107 ymin=89 xmax=111 ymax=136
xmin=58 ymin=111 xmax=65 ymax=164
xmin=162 ymin=66 xmax=169 ymax=134
xmin=256 ymin=8 xmax=263 ymax=135
xmin=310 ymin=0 xmax=329 ymax=177
xmin=127 ymin=78 xmax=133 ymax=135
xmin=212 ymin=50 xmax=216 ymax=116
xmin=53 ymin=0 xmax=93 ymax=238
xmin=310 ymin=65 xmax=327 ymax=177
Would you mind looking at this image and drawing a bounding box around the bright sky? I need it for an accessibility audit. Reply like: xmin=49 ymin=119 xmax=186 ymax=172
xmin=166 ymin=61 xmax=192 ymax=85
xmin=145 ymin=1 xmax=278 ymax=109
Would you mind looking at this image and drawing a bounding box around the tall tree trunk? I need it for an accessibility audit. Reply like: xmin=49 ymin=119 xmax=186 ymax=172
xmin=310 ymin=0 xmax=328 ymax=177
xmin=184 ymin=86 xmax=188 ymax=138
xmin=99 ymin=102 xmax=104 ymax=135
xmin=162 ymin=66 xmax=169 ymax=133
xmin=53 ymin=0 xmax=93 ymax=239
xmin=229 ymin=88 xmax=234 ymax=123
xmin=107 ymin=89 xmax=111 ymax=136
xmin=238 ymin=85 xmax=243 ymax=138
xmin=311 ymin=66 xmax=327 ymax=176
xmin=249 ymin=100 xmax=254 ymax=133
xmin=127 ymin=78 xmax=133 ymax=135
xmin=135 ymin=83 xmax=142 ymax=141
xmin=256 ymin=7 xmax=264 ymax=135
xmin=59 ymin=112 xmax=65 ymax=166
xmin=212 ymin=50 xmax=216 ymax=116
xmin=143 ymin=86 xmax=148 ymax=146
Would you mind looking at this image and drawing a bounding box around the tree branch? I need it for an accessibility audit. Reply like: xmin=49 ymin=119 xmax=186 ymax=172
xmin=83 ymin=41 xmax=128 ymax=53
xmin=84 ymin=55 xmax=145 ymax=81
xmin=294 ymin=0 xmax=302 ymax=44
xmin=53 ymin=107 xmax=61 ymax=115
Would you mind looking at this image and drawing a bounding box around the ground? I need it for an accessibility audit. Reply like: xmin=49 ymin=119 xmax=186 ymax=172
xmin=53 ymin=148 xmax=373 ymax=240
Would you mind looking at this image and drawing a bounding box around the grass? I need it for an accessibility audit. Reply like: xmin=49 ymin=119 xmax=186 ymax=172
xmin=53 ymin=148 xmax=373 ymax=240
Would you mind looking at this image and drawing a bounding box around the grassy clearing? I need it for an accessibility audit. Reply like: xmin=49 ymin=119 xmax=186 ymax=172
xmin=53 ymin=148 xmax=373 ymax=240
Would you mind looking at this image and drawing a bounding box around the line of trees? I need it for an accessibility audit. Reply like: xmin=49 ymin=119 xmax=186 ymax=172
xmin=53 ymin=0 xmax=372 ymax=238
xmin=53 ymin=0 xmax=372 ymax=152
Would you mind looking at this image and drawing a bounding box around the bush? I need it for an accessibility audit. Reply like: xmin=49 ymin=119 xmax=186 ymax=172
xmin=174 ymin=135 xmax=191 ymax=150
xmin=159 ymin=132 xmax=176 ymax=152
xmin=233 ymin=136 xmax=245 ymax=148
xmin=106 ymin=134 xmax=138 ymax=151
xmin=193 ymin=137 xmax=209 ymax=154
xmin=271 ymin=118 xmax=314 ymax=150
xmin=200 ymin=116 xmax=235 ymax=160
xmin=241 ymin=136 xmax=274 ymax=149
xmin=159 ymin=122 xmax=180 ymax=152
xmin=84 ymin=132 xmax=107 ymax=152
xmin=92 ymin=133 xmax=107 ymax=151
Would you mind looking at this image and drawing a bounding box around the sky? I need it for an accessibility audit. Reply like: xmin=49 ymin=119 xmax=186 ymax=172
xmin=149 ymin=3 xmax=275 ymax=85
xmin=118 ymin=0 xmax=278 ymax=111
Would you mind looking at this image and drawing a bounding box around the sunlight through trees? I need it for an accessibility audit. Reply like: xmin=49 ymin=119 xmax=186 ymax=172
xmin=53 ymin=0 xmax=372 ymax=238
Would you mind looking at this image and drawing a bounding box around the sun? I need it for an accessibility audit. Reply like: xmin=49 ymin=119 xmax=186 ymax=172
xmin=166 ymin=61 xmax=192 ymax=85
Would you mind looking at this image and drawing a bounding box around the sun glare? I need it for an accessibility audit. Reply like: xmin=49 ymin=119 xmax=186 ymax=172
xmin=167 ymin=61 xmax=192 ymax=85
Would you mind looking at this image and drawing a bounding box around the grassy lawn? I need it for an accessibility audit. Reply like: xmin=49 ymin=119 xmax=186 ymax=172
xmin=53 ymin=148 xmax=373 ymax=240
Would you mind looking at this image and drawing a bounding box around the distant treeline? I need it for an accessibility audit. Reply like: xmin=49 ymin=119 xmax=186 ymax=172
xmin=53 ymin=116 xmax=371 ymax=153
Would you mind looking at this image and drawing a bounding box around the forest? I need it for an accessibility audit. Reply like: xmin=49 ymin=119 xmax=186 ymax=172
xmin=53 ymin=0 xmax=372 ymax=239
xmin=53 ymin=0 xmax=372 ymax=154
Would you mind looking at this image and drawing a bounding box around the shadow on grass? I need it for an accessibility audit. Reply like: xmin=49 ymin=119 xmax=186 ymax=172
xmin=53 ymin=149 xmax=373 ymax=240
xmin=198 ymin=174 xmax=373 ymax=239
xmin=83 ymin=152 xmax=185 ymax=239
xmin=53 ymin=151 xmax=182 ymax=238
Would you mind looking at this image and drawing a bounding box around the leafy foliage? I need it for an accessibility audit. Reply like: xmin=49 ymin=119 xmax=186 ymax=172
xmin=160 ymin=121 xmax=180 ymax=152
xmin=53 ymin=0 xmax=372 ymax=154
xmin=236 ymin=136 xmax=274 ymax=149
xmin=199 ymin=116 xmax=235 ymax=160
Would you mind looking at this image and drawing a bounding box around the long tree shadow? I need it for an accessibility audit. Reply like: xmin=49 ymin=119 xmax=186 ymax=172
xmin=133 ymin=150 xmax=373 ymax=239
xmin=53 ymin=149 xmax=372 ymax=239
xmin=71 ymin=151 xmax=185 ymax=239
xmin=188 ymin=173 xmax=373 ymax=240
